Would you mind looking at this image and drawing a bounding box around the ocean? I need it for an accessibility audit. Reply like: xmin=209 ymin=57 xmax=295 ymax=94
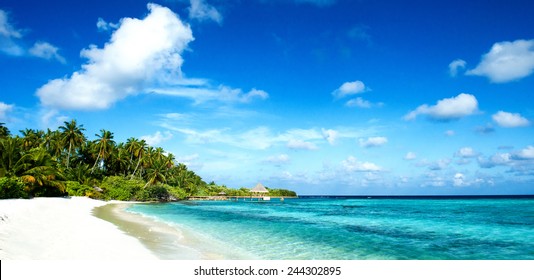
xmin=126 ymin=196 xmax=534 ymax=259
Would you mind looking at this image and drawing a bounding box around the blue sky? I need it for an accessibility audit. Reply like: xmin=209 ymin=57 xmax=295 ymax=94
xmin=1 ymin=0 xmax=534 ymax=195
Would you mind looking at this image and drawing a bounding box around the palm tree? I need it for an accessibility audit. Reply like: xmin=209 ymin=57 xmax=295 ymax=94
xmin=144 ymin=158 xmax=168 ymax=187
xmin=0 ymin=137 xmax=23 ymax=177
xmin=91 ymin=129 xmax=115 ymax=173
xmin=20 ymin=147 xmax=65 ymax=196
xmin=20 ymin=129 xmax=42 ymax=151
xmin=59 ymin=120 xmax=86 ymax=168
xmin=0 ymin=122 xmax=10 ymax=138
xmin=128 ymin=139 xmax=147 ymax=179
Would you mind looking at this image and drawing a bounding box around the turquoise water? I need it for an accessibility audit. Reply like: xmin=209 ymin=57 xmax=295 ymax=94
xmin=127 ymin=197 xmax=534 ymax=259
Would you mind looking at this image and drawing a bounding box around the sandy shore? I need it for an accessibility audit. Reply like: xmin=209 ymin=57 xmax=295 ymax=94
xmin=0 ymin=197 xmax=158 ymax=260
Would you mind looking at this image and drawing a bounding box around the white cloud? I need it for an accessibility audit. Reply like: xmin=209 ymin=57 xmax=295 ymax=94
xmin=1 ymin=10 xmax=64 ymax=61
xmin=29 ymin=42 xmax=66 ymax=63
xmin=37 ymin=3 xmax=195 ymax=110
xmin=141 ymin=131 xmax=173 ymax=146
xmin=449 ymin=59 xmax=466 ymax=77
xmin=404 ymin=93 xmax=479 ymax=121
xmin=404 ymin=152 xmax=417 ymax=160
xmin=96 ymin=18 xmax=119 ymax=31
xmin=321 ymin=128 xmax=339 ymax=145
xmin=466 ymin=39 xmax=534 ymax=83
xmin=345 ymin=97 xmax=383 ymax=108
xmin=0 ymin=101 xmax=14 ymax=120
xmin=149 ymin=85 xmax=268 ymax=104
xmin=0 ymin=9 xmax=24 ymax=56
xmin=188 ymin=0 xmax=223 ymax=24
xmin=428 ymin=158 xmax=451 ymax=170
xmin=264 ymin=154 xmax=290 ymax=165
xmin=342 ymin=156 xmax=382 ymax=172
xmin=492 ymin=111 xmax=530 ymax=128
xmin=455 ymin=147 xmax=478 ymax=158
xmin=515 ymin=146 xmax=534 ymax=160
xmin=359 ymin=136 xmax=387 ymax=148
xmin=453 ymin=173 xmax=468 ymax=187
xmin=287 ymin=139 xmax=318 ymax=150
xmin=478 ymin=153 xmax=512 ymax=168
xmin=332 ymin=80 xmax=367 ymax=99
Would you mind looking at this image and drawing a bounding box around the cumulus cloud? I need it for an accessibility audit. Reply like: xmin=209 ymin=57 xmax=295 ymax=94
xmin=141 ymin=131 xmax=173 ymax=146
xmin=492 ymin=111 xmax=530 ymax=128
xmin=342 ymin=156 xmax=382 ymax=172
xmin=455 ymin=147 xmax=478 ymax=158
xmin=322 ymin=128 xmax=339 ymax=145
xmin=29 ymin=42 xmax=66 ymax=63
xmin=514 ymin=146 xmax=534 ymax=160
xmin=0 ymin=101 xmax=14 ymax=120
xmin=287 ymin=139 xmax=318 ymax=150
xmin=449 ymin=59 xmax=466 ymax=77
xmin=403 ymin=93 xmax=479 ymax=121
xmin=466 ymin=39 xmax=534 ymax=83
xmin=37 ymin=4 xmax=194 ymax=110
xmin=404 ymin=152 xmax=417 ymax=160
xmin=453 ymin=173 xmax=468 ymax=187
xmin=188 ymin=0 xmax=223 ymax=24
xmin=332 ymin=80 xmax=367 ymax=99
xmin=359 ymin=136 xmax=387 ymax=148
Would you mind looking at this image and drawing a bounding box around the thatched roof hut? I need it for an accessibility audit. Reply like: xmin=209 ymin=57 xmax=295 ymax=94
xmin=250 ymin=183 xmax=269 ymax=194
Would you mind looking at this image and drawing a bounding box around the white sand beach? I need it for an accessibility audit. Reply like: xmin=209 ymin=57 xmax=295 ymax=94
xmin=0 ymin=197 xmax=158 ymax=260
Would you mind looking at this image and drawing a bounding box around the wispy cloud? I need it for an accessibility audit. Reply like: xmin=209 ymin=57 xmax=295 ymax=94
xmin=1 ymin=9 xmax=63 ymax=61
xmin=29 ymin=42 xmax=66 ymax=63
xmin=448 ymin=59 xmax=466 ymax=77
xmin=359 ymin=136 xmax=388 ymax=148
xmin=0 ymin=101 xmax=14 ymax=120
xmin=141 ymin=131 xmax=173 ymax=146
xmin=188 ymin=0 xmax=223 ymax=24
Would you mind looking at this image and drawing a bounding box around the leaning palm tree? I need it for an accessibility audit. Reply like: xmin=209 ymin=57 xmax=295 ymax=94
xmin=91 ymin=129 xmax=115 ymax=173
xmin=59 ymin=120 xmax=86 ymax=168
xmin=129 ymin=139 xmax=147 ymax=179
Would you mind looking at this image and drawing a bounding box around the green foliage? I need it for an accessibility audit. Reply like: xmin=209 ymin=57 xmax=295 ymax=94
xmin=0 ymin=177 xmax=29 ymax=199
xmin=0 ymin=119 xmax=297 ymax=201
xmin=65 ymin=181 xmax=101 ymax=199
xmin=135 ymin=184 xmax=170 ymax=201
xmin=165 ymin=185 xmax=188 ymax=200
xmin=101 ymin=176 xmax=144 ymax=201
xmin=267 ymin=188 xmax=297 ymax=197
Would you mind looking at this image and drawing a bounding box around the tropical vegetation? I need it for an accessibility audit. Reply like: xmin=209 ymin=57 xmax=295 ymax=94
xmin=0 ymin=121 xmax=296 ymax=201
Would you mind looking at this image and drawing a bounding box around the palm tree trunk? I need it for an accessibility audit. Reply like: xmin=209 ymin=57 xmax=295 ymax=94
xmin=66 ymin=142 xmax=72 ymax=168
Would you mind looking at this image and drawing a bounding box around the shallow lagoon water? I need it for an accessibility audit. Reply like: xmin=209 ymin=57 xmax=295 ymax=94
xmin=127 ymin=197 xmax=534 ymax=259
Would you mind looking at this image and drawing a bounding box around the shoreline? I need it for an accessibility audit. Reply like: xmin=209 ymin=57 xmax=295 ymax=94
xmin=0 ymin=197 xmax=157 ymax=260
xmin=0 ymin=197 xmax=253 ymax=260
xmin=95 ymin=202 xmax=257 ymax=260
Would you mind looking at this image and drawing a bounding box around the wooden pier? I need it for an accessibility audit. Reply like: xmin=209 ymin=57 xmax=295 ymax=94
xmin=187 ymin=196 xmax=297 ymax=201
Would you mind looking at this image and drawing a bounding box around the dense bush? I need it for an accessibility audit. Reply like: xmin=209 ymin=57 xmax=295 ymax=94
xmin=0 ymin=177 xmax=29 ymax=199
xmin=100 ymin=176 xmax=144 ymax=201
xmin=135 ymin=184 xmax=169 ymax=201
xmin=65 ymin=181 xmax=102 ymax=199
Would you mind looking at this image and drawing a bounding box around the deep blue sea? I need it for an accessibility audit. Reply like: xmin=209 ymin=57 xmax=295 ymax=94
xmin=126 ymin=196 xmax=534 ymax=259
